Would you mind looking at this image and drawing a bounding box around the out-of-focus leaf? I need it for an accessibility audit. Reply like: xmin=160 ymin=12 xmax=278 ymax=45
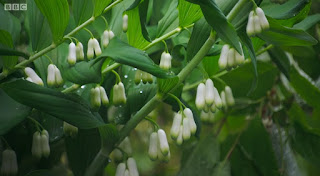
xmin=25 ymin=170 xmax=55 ymax=176
xmin=293 ymin=14 xmax=320 ymax=30
xmin=258 ymin=18 xmax=318 ymax=46
xmin=261 ymin=0 xmax=309 ymax=19
xmin=156 ymin=0 xmax=179 ymax=37
xmin=27 ymin=0 xmax=52 ymax=51
xmin=0 ymin=90 xmax=31 ymax=135
xmin=268 ymin=46 xmax=291 ymax=79
xmin=0 ymin=30 xmax=18 ymax=71
xmin=34 ymin=0 xmax=69 ymax=42
xmin=0 ymin=80 xmax=105 ymax=129
xmin=187 ymin=0 xmax=241 ymax=53
xmin=0 ymin=44 xmax=29 ymax=59
xmin=0 ymin=4 xmax=21 ymax=42
xmin=158 ymin=76 xmax=179 ymax=94
xmin=178 ymin=0 xmax=202 ymax=27
xmin=97 ymin=38 xmax=175 ymax=78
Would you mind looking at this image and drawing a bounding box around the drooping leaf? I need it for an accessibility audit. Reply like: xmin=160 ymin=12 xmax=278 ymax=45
xmin=187 ymin=0 xmax=241 ymax=53
xmin=178 ymin=0 xmax=202 ymax=27
xmin=186 ymin=18 xmax=211 ymax=61
xmin=97 ymin=38 xmax=175 ymax=78
xmin=258 ymin=17 xmax=318 ymax=46
xmin=0 ymin=30 xmax=18 ymax=71
xmin=27 ymin=0 xmax=52 ymax=51
xmin=0 ymin=80 xmax=105 ymax=129
xmin=73 ymin=0 xmax=94 ymax=26
xmin=289 ymin=65 xmax=320 ymax=109
xmin=0 ymin=89 xmax=31 ymax=135
xmin=34 ymin=0 xmax=69 ymax=42
xmin=93 ymin=0 xmax=112 ymax=17
xmin=293 ymin=14 xmax=320 ymax=30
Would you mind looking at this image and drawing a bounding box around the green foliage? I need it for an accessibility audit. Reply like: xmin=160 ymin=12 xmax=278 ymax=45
xmin=93 ymin=0 xmax=112 ymax=17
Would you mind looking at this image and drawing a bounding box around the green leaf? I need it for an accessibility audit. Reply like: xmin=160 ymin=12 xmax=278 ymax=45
xmin=220 ymin=61 xmax=278 ymax=99
xmin=178 ymin=0 xmax=202 ymax=27
xmin=0 ymin=4 xmax=21 ymax=42
xmin=25 ymin=170 xmax=55 ymax=176
xmin=125 ymin=4 xmax=150 ymax=49
xmin=293 ymin=14 xmax=320 ymax=30
xmin=0 ymin=80 xmax=105 ymax=129
xmin=178 ymin=135 xmax=220 ymax=176
xmin=258 ymin=18 xmax=318 ymax=46
xmin=27 ymin=0 xmax=52 ymax=51
xmin=0 ymin=30 xmax=18 ymax=71
xmin=186 ymin=18 xmax=211 ymax=61
xmin=0 ymin=89 xmax=31 ymax=135
xmin=288 ymin=103 xmax=320 ymax=166
xmin=289 ymin=65 xmax=320 ymax=109
xmin=66 ymin=129 xmax=101 ymax=176
xmin=187 ymin=0 xmax=241 ymax=53
xmin=158 ymin=76 xmax=179 ymax=94
xmin=229 ymin=118 xmax=280 ymax=176
xmin=73 ymin=0 xmax=94 ymax=26
xmin=97 ymin=38 xmax=174 ymax=78
xmin=156 ymin=0 xmax=179 ymax=37
xmin=0 ymin=44 xmax=29 ymax=59
xmin=268 ymin=46 xmax=291 ymax=79
xmin=99 ymin=124 xmax=119 ymax=151
xmin=93 ymin=0 xmax=112 ymax=17
xmin=34 ymin=0 xmax=69 ymax=42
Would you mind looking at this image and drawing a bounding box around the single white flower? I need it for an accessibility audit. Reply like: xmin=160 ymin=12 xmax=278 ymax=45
xmin=158 ymin=129 xmax=169 ymax=156
xmin=127 ymin=157 xmax=139 ymax=176
xmin=68 ymin=42 xmax=77 ymax=65
xmin=205 ymin=79 xmax=215 ymax=106
xmin=184 ymin=108 xmax=197 ymax=135
xmin=182 ymin=118 xmax=191 ymax=140
xmin=218 ymin=45 xmax=229 ymax=69
xmin=24 ymin=67 xmax=44 ymax=86
xmin=170 ymin=112 xmax=182 ymax=139
xmin=115 ymin=163 xmax=126 ymax=176
xmin=76 ymin=42 xmax=84 ymax=61
xmin=195 ymin=83 xmax=206 ymax=110
xmin=148 ymin=132 xmax=158 ymax=161
xmin=99 ymin=86 xmax=109 ymax=106
xmin=225 ymin=86 xmax=235 ymax=106
xmin=123 ymin=14 xmax=128 ymax=33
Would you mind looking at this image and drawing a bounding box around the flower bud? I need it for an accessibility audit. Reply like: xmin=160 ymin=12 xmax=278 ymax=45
xmin=213 ymin=87 xmax=222 ymax=108
xmin=205 ymin=79 xmax=215 ymax=106
xmin=182 ymin=118 xmax=191 ymax=140
xmin=42 ymin=129 xmax=49 ymax=138
xmin=63 ymin=122 xmax=78 ymax=137
xmin=32 ymin=131 xmax=42 ymax=158
xmin=118 ymin=82 xmax=127 ymax=105
xmin=99 ymin=86 xmax=109 ymax=106
xmin=218 ymin=45 xmax=229 ymax=69
xmin=92 ymin=38 xmax=102 ymax=56
xmin=41 ymin=130 xmax=50 ymax=157
xmin=76 ymin=42 xmax=85 ymax=61
xmin=246 ymin=11 xmax=255 ymax=36
xmin=115 ymin=163 xmax=126 ymax=176
xmin=47 ymin=64 xmax=56 ymax=87
xmin=90 ymin=87 xmax=101 ymax=109
xmin=122 ymin=14 xmax=128 ymax=33
xmin=255 ymin=7 xmax=269 ymax=30
xmin=227 ymin=48 xmax=236 ymax=68
xmin=127 ymin=157 xmax=139 ymax=176
xmin=253 ymin=15 xmax=262 ymax=34
xmin=145 ymin=72 xmax=153 ymax=83
xmin=225 ymin=86 xmax=235 ymax=106
xmin=1 ymin=149 xmax=18 ymax=175
xmin=87 ymin=38 xmax=94 ymax=59
xmin=148 ymin=132 xmax=158 ymax=161
xmin=102 ymin=30 xmax=110 ymax=48
xmin=184 ymin=108 xmax=197 ymax=135
xmin=54 ymin=65 xmax=64 ymax=86
xmin=119 ymin=137 xmax=132 ymax=156
xmin=24 ymin=67 xmax=44 ymax=86
xmin=160 ymin=52 xmax=172 ymax=70
xmin=68 ymin=42 xmax=77 ymax=65
xmin=195 ymin=83 xmax=206 ymax=110
xmin=176 ymin=125 xmax=183 ymax=145
xmin=170 ymin=112 xmax=182 ymax=139
xmin=158 ymin=129 xmax=169 ymax=156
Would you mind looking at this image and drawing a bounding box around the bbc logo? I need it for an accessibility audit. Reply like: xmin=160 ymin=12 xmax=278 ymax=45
xmin=4 ymin=3 xmax=27 ymax=11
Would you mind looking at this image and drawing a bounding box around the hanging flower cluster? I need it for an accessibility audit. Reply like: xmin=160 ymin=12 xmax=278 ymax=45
xmin=90 ymin=85 xmax=109 ymax=109
xmin=246 ymin=7 xmax=269 ymax=36
xmin=47 ymin=64 xmax=63 ymax=87
xmin=1 ymin=149 xmax=18 ymax=175
xmin=196 ymin=79 xmax=222 ymax=112
xmin=102 ymin=30 xmax=115 ymax=48
xmin=170 ymin=108 xmax=197 ymax=145
xmin=31 ymin=130 xmax=50 ymax=159
xmin=159 ymin=52 xmax=172 ymax=70
xmin=115 ymin=157 xmax=139 ymax=176
xmin=218 ymin=44 xmax=244 ymax=69
xmin=148 ymin=129 xmax=170 ymax=162
xmin=134 ymin=69 xmax=153 ymax=84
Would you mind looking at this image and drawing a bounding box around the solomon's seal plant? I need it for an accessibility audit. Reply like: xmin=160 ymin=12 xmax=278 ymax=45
xmin=0 ymin=0 xmax=319 ymax=175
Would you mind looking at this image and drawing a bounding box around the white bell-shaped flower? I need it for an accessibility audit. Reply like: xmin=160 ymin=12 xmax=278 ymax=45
xmin=213 ymin=87 xmax=222 ymax=108
xmin=92 ymin=38 xmax=102 ymax=56
xmin=47 ymin=64 xmax=56 ymax=87
xmin=195 ymin=83 xmax=206 ymax=110
xmin=54 ymin=65 xmax=64 ymax=86
xmin=1 ymin=149 xmax=18 ymax=175
xmin=225 ymin=86 xmax=235 ymax=106
xmin=159 ymin=52 xmax=172 ymax=70
xmin=184 ymin=108 xmax=197 ymax=135
xmin=113 ymin=82 xmax=127 ymax=105
xmin=246 ymin=11 xmax=255 ymax=36
xmin=218 ymin=45 xmax=229 ymax=69
xmin=99 ymin=86 xmax=109 ymax=106
xmin=176 ymin=125 xmax=183 ymax=145
xmin=170 ymin=112 xmax=182 ymax=139
xmin=76 ymin=42 xmax=84 ymax=61
xmin=158 ymin=129 xmax=169 ymax=156
xmin=68 ymin=42 xmax=77 ymax=65
xmin=90 ymin=87 xmax=101 ymax=109
xmin=41 ymin=130 xmax=50 ymax=157
xmin=115 ymin=163 xmax=126 ymax=176
xmin=182 ymin=118 xmax=191 ymax=140
xmin=102 ymin=30 xmax=110 ymax=48
xmin=148 ymin=132 xmax=158 ymax=161
xmin=123 ymin=14 xmax=128 ymax=33
xmin=205 ymin=79 xmax=215 ymax=106
xmin=87 ymin=38 xmax=95 ymax=59
xmin=31 ymin=131 xmax=42 ymax=158
xmin=127 ymin=157 xmax=139 ymax=176
xmin=24 ymin=67 xmax=44 ymax=86
xmin=256 ymin=7 xmax=269 ymax=30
